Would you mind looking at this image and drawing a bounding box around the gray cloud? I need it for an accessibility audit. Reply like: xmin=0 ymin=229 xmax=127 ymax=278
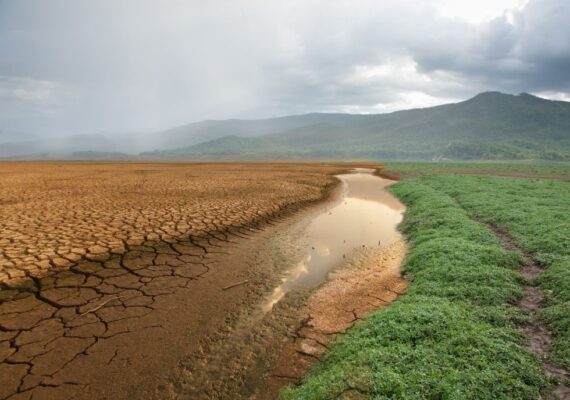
xmin=0 ymin=0 xmax=568 ymax=136
xmin=413 ymin=0 xmax=570 ymax=91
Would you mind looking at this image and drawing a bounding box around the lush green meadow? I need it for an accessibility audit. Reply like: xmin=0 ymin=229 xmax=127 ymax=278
xmin=383 ymin=161 xmax=570 ymax=178
xmin=282 ymin=164 xmax=569 ymax=399
xmin=422 ymin=174 xmax=570 ymax=369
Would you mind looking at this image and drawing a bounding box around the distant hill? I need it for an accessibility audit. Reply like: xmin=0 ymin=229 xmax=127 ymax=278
xmin=144 ymin=92 xmax=570 ymax=161
xmin=3 ymin=92 xmax=570 ymax=160
xmin=0 ymin=115 xmax=357 ymax=158
xmin=152 ymin=113 xmax=360 ymax=149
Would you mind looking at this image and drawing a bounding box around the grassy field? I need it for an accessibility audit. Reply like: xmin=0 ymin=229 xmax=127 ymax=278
xmin=422 ymin=175 xmax=570 ymax=370
xmin=382 ymin=161 xmax=570 ymax=178
xmin=283 ymin=164 xmax=569 ymax=399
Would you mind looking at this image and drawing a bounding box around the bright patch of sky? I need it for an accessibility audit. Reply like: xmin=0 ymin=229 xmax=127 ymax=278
xmin=434 ymin=0 xmax=529 ymax=23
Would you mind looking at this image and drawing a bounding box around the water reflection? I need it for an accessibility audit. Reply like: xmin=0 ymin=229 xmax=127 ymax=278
xmin=262 ymin=170 xmax=405 ymax=312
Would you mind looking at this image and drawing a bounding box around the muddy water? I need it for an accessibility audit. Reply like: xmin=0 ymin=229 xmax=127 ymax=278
xmin=262 ymin=169 xmax=405 ymax=312
xmin=177 ymin=169 xmax=406 ymax=399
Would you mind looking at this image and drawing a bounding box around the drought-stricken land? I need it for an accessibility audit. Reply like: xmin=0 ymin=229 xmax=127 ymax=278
xmin=4 ymin=161 xmax=566 ymax=400
xmin=0 ymin=162 xmax=342 ymax=287
xmin=0 ymin=162 xmax=349 ymax=400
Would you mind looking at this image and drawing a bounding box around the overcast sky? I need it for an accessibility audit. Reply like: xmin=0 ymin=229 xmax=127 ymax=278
xmin=1 ymin=0 xmax=569 ymax=135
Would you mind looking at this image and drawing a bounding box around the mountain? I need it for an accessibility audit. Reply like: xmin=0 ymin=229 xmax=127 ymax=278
xmin=0 ymin=115 xmax=355 ymax=158
xmin=3 ymin=92 xmax=570 ymax=160
xmin=145 ymin=92 xmax=570 ymax=161
xmin=153 ymin=113 xmax=358 ymax=148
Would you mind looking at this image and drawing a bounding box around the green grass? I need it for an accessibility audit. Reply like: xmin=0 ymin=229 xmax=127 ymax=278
xmin=419 ymin=174 xmax=570 ymax=370
xmin=384 ymin=161 xmax=570 ymax=178
xmin=281 ymin=179 xmax=548 ymax=399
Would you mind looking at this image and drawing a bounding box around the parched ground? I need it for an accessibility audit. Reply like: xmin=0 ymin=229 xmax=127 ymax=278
xmin=0 ymin=162 xmax=348 ymax=400
xmin=0 ymin=162 xmax=341 ymax=287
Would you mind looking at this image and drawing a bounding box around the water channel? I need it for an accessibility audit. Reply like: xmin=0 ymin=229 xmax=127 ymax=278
xmin=262 ymin=168 xmax=405 ymax=312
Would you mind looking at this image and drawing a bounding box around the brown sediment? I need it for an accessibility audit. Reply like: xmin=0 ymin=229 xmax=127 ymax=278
xmin=168 ymin=170 xmax=407 ymax=399
xmin=487 ymin=225 xmax=570 ymax=399
xmin=374 ymin=169 xmax=402 ymax=181
xmin=0 ymin=162 xmax=346 ymax=287
xmin=0 ymin=162 xmax=355 ymax=400
xmin=261 ymin=240 xmax=408 ymax=398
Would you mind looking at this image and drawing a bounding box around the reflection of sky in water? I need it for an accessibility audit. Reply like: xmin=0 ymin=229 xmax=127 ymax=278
xmin=262 ymin=172 xmax=405 ymax=312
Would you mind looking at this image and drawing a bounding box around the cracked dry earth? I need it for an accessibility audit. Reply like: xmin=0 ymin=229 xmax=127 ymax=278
xmin=262 ymin=241 xmax=408 ymax=397
xmin=0 ymin=162 xmax=345 ymax=400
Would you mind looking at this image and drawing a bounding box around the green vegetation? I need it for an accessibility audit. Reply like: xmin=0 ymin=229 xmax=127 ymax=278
xmin=145 ymin=92 xmax=570 ymax=161
xmin=281 ymin=178 xmax=549 ymax=399
xmin=419 ymin=174 xmax=570 ymax=369
xmin=384 ymin=161 xmax=570 ymax=178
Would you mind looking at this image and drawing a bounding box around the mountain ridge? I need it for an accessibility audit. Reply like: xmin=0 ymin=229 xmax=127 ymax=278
xmin=2 ymin=92 xmax=570 ymax=160
xmin=144 ymin=92 xmax=570 ymax=160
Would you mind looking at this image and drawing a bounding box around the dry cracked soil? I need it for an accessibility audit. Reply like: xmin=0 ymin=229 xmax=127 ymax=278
xmin=0 ymin=161 xmax=359 ymax=400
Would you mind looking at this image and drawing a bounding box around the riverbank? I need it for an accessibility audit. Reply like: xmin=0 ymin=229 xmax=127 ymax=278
xmin=0 ymin=163 xmax=350 ymax=400
xmin=167 ymin=169 xmax=408 ymax=398
xmin=283 ymin=177 xmax=550 ymax=399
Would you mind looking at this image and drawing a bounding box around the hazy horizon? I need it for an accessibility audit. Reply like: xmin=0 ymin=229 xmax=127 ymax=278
xmin=0 ymin=91 xmax=562 ymax=141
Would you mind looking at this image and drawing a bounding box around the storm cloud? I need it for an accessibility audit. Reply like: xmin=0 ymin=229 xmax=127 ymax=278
xmin=0 ymin=0 xmax=569 ymax=136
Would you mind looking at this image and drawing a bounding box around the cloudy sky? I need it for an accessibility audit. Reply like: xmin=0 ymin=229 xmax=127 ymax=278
xmin=1 ymin=0 xmax=569 ymax=135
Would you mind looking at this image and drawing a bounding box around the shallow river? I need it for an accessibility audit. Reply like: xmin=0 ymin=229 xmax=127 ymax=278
xmin=262 ymin=168 xmax=405 ymax=312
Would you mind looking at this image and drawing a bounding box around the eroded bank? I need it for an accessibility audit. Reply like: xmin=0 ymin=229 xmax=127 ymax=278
xmin=175 ymin=169 xmax=408 ymax=399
